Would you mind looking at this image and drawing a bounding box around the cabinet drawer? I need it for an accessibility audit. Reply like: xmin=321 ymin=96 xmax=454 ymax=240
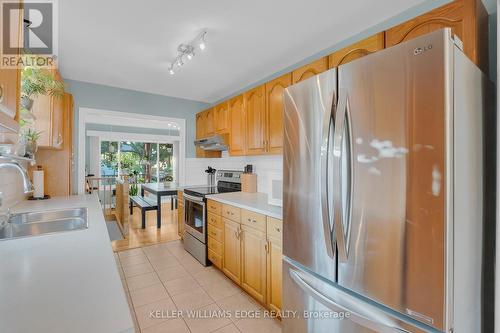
xmin=208 ymin=249 xmax=222 ymax=269
xmin=267 ymin=217 xmax=283 ymax=240
xmin=241 ymin=209 xmax=266 ymax=232
xmin=208 ymin=236 xmax=223 ymax=256
xmin=207 ymin=200 xmax=222 ymax=215
xmin=222 ymin=204 xmax=241 ymax=222
xmin=208 ymin=224 xmax=223 ymax=243
xmin=207 ymin=212 xmax=222 ymax=229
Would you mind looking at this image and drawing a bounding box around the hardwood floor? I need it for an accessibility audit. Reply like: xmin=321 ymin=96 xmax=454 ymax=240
xmin=112 ymin=203 xmax=181 ymax=252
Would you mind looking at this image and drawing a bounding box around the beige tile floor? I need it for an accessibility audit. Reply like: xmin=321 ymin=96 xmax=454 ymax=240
xmin=115 ymin=240 xmax=282 ymax=333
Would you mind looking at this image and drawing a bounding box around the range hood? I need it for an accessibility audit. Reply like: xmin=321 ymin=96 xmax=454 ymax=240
xmin=194 ymin=134 xmax=229 ymax=151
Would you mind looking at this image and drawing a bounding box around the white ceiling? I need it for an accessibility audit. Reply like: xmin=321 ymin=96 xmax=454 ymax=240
xmin=59 ymin=0 xmax=437 ymax=103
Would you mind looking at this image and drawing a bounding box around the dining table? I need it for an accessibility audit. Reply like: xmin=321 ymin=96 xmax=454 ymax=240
xmin=140 ymin=182 xmax=179 ymax=228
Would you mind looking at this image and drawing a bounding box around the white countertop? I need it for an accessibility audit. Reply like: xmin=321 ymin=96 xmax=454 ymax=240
xmin=0 ymin=195 xmax=134 ymax=333
xmin=206 ymin=192 xmax=283 ymax=220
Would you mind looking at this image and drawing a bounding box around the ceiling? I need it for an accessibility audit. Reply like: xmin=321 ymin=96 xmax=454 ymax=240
xmin=59 ymin=0 xmax=442 ymax=103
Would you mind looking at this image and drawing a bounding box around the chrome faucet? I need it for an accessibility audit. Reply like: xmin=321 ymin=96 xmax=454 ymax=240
xmin=0 ymin=161 xmax=34 ymax=194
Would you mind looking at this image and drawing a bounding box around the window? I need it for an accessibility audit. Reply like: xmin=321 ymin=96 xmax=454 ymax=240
xmin=100 ymin=141 xmax=175 ymax=183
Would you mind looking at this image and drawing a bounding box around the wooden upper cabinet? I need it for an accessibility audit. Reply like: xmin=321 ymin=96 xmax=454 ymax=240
xmin=229 ymin=95 xmax=246 ymax=156
xmin=195 ymin=110 xmax=221 ymax=158
xmin=265 ymin=73 xmax=291 ymax=155
xmin=0 ymin=0 xmax=23 ymax=120
xmin=385 ymin=0 xmax=488 ymax=72
xmin=195 ymin=112 xmax=205 ymax=139
xmin=328 ymin=33 xmax=385 ymax=68
xmin=292 ymin=57 xmax=328 ymax=84
xmin=244 ymin=85 xmax=267 ymax=155
xmin=31 ymin=93 xmax=52 ymax=147
xmin=214 ymin=102 xmax=229 ymax=134
xmin=205 ymin=108 xmax=215 ymax=136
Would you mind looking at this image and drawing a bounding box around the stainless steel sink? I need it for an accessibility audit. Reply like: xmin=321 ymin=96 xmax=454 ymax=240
xmin=0 ymin=208 xmax=88 ymax=240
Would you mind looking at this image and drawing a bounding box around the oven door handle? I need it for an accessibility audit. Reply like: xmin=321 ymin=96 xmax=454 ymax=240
xmin=183 ymin=193 xmax=205 ymax=204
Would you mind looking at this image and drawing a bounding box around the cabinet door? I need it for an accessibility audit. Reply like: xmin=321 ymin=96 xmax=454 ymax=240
xmin=223 ymin=218 xmax=241 ymax=284
xmin=292 ymin=57 xmax=328 ymax=84
xmin=328 ymin=33 xmax=385 ymax=68
xmin=196 ymin=112 xmax=205 ymax=139
xmin=265 ymin=73 xmax=291 ymax=154
xmin=267 ymin=235 xmax=282 ymax=313
xmin=244 ymin=85 xmax=266 ymax=155
xmin=241 ymin=225 xmax=267 ymax=304
xmin=385 ymin=0 xmax=487 ymax=70
xmin=0 ymin=0 xmax=22 ymax=119
xmin=228 ymin=95 xmax=246 ymax=156
xmin=195 ymin=112 xmax=205 ymax=158
xmin=178 ymin=203 xmax=184 ymax=238
xmin=50 ymin=95 xmax=64 ymax=149
xmin=214 ymin=102 xmax=229 ymax=134
xmin=31 ymin=93 xmax=53 ymax=147
xmin=205 ymin=108 xmax=215 ymax=136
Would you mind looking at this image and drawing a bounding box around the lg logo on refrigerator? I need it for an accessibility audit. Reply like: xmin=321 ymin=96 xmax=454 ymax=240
xmin=413 ymin=44 xmax=433 ymax=56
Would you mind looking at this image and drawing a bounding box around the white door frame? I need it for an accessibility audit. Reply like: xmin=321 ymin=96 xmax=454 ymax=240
xmin=78 ymin=107 xmax=186 ymax=194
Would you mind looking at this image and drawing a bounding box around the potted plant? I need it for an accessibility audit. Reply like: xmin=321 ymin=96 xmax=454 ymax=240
xmin=20 ymin=128 xmax=42 ymax=158
xmin=20 ymin=66 xmax=65 ymax=111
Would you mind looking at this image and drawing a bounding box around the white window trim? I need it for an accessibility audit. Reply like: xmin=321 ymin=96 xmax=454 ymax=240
xmin=78 ymin=107 xmax=186 ymax=194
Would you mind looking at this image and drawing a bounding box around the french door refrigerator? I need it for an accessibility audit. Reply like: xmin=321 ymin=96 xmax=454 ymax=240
xmin=282 ymin=28 xmax=489 ymax=333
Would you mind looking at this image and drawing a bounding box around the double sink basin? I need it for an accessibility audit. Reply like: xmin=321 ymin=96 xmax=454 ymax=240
xmin=0 ymin=208 xmax=88 ymax=240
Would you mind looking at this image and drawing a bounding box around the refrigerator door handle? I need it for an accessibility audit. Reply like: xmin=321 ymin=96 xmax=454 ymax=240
xmin=333 ymin=89 xmax=353 ymax=262
xmin=289 ymin=268 xmax=410 ymax=333
xmin=320 ymin=93 xmax=336 ymax=258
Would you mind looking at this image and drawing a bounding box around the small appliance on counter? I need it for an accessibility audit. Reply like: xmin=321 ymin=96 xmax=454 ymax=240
xmin=182 ymin=170 xmax=242 ymax=266
xmin=241 ymin=164 xmax=257 ymax=193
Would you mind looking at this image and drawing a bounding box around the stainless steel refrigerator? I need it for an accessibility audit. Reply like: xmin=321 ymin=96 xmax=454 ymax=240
xmin=282 ymin=28 xmax=490 ymax=333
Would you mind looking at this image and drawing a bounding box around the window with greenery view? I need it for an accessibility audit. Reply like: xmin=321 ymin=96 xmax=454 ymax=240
xmin=100 ymin=141 xmax=174 ymax=183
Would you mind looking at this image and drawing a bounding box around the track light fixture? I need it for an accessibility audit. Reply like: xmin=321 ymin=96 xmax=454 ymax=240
xmin=168 ymin=30 xmax=208 ymax=76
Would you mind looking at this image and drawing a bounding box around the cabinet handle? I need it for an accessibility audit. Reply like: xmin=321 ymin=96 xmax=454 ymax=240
xmin=275 ymin=227 xmax=281 ymax=232
xmin=265 ymin=240 xmax=269 ymax=253
xmin=234 ymin=230 xmax=239 ymax=239
xmin=252 ymin=219 xmax=257 ymax=223
xmin=0 ymin=84 xmax=4 ymax=102
xmin=56 ymin=133 xmax=63 ymax=146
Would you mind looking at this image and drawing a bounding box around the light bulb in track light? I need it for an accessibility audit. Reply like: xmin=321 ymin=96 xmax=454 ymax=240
xmin=199 ymin=41 xmax=206 ymax=50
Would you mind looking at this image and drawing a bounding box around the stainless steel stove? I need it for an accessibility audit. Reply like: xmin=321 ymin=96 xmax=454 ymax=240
xmin=182 ymin=170 xmax=242 ymax=266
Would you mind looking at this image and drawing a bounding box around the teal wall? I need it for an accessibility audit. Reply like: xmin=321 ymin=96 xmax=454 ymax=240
xmin=65 ymin=79 xmax=209 ymax=159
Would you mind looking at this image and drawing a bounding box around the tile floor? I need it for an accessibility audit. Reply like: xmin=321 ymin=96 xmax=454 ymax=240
xmin=115 ymin=240 xmax=282 ymax=333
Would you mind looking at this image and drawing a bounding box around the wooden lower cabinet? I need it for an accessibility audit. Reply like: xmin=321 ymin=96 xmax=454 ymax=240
xmin=266 ymin=217 xmax=283 ymax=313
xmin=241 ymin=225 xmax=267 ymax=304
xmin=177 ymin=203 xmax=184 ymax=239
xmin=210 ymin=202 xmax=283 ymax=312
xmin=223 ymin=218 xmax=241 ymax=284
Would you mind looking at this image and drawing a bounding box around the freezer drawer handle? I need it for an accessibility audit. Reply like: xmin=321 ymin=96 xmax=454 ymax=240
xmin=289 ymin=268 xmax=410 ymax=333
xmin=320 ymin=86 xmax=336 ymax=259
xmin=332 ymin=89 xmax=353 ymax=262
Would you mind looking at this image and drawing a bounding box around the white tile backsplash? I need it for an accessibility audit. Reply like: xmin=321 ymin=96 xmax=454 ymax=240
xmin=0 ymin=160 xmax=28 ymax=211
xmin=184 ymin=155 xmax=283 ymax=196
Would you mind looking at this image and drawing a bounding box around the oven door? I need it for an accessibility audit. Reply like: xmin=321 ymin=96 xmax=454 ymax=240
xmin=184 ymin=194 xmax=206 ymax=243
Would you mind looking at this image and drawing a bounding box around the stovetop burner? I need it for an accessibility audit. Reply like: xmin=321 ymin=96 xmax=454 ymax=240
xmin=184 ymin=182 xmax=241 ymax=198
